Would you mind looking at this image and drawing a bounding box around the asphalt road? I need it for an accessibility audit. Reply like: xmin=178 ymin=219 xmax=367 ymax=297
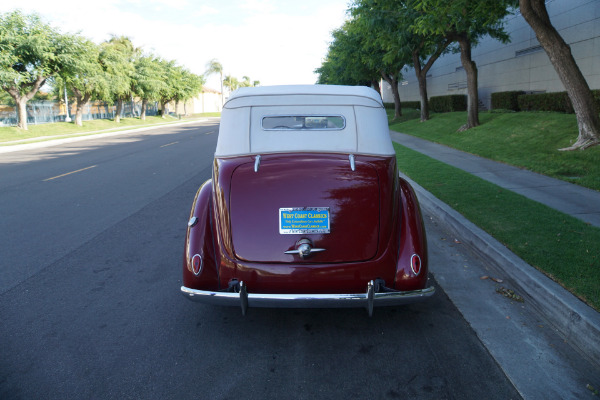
xmin=0 ymin=122 xmax=521 ymax=399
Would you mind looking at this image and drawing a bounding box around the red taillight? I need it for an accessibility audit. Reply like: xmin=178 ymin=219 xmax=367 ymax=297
xmin=410 ymin=254 xmax=422 ymax=276
xmin=192 ymin=254 xmax=203 ymax=275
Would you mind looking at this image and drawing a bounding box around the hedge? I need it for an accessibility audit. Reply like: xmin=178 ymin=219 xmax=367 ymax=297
xmin=491 ymin=91 xmax=525 ymax=111
xmin=429 ymin=95 xmax=467 ymax=113
xmin=384 ymin=101 xmax=422 ymax=109
xmin=512 ymin=90 xmax=600 ymax=114
xmin=402 ymin=101 xmax=421 ymax=109
xmin=518 ymin=92 xmax=574 ymax=113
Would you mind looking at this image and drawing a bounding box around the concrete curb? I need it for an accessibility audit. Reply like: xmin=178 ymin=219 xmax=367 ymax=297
xmin=0 ymin=118 xmax=219 ymax=154
xmin=401 ymin=172 xmax=600 ymax=368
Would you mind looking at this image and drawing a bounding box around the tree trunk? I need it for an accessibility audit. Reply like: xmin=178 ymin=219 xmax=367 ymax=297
xmin=5 ymin=75 xmax=46 ymax=130
xmin=413 ymin=52 xmax=430 ymax=122
xmin=72 ymin=88 xmax=91 ymax=127
xmin=16 ymin=98 xmax=28 ymax=130
xmin=457 ymin=34 xmax=479 ymax=130
xmin=520 ymin=0 xmax=600 ymax=150
xmin=115 ymin=98 xmax=123 ymax=123
xmin=141 ymin=99 xmax=148 ymax=120
xmin=371 ymin=80 xmax=381 ymax=96
xmin=391 ymin=77 xmax=401 ymax=119
xmin=417 ymin=73 xmax=429 ymax=122
xmin=412 ymin=39 xmax=450 ymax=122
xmin=382 ymin=72 xmax=401 ymax=119
xmin=74 ymin=92 xmax=84 ymax=127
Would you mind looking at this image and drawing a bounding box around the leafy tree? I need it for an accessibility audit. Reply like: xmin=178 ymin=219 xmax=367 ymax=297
xmin=315 ymin=22 xmax=380 ymax=90
xmin=409 ymin=30 xmax=452 ymax=121
xmin=0 ymin=89 xmax=13 ymax=105
xmin=172 ymin=67 xmax=204 ymax=116
xmin=342 ymin=0 xmax=452 ymax=121
xmin=350 ymin=3 xmax=413 ymax=118
xmin=54 ymin=37 xmax=107 ymax=126
xmin=0 ymin=10 xmax=80 ymax=130
xmin=519 ymin=0 xmax=599 ymax=150
xmin=100 ymin=36 xmax=138 ymax=123
xmin=132 ymin=55 xmax=167 ymax=120
xmin=252 ymin=80 xmax=260 ymax=87
xmin=411 ymin=0 xmax=516 ymax=130
xmin=205 ymin=59 xmax=224 ymax=106
xmin=156 ymin=59 xmax=177 ymax=118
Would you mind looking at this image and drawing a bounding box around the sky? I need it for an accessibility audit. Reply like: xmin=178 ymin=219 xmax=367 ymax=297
xmin=0 ymin=0 xmax=351 ymax=92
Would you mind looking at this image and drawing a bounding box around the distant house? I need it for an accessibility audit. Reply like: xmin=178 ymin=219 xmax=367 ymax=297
xmin=170 ymin=87 xmax=222 ymax=116
xmin=382 ymin=0 xmax=599 ymax=110
xmin=192 ymin=87 xmax=222 ymax=114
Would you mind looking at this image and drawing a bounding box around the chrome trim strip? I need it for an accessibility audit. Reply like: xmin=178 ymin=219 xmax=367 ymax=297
xmin=188 ymin=216 xmax=198 ymax=227
xmin=284 ymin=248 xmax=326 ymax=255
xmin=254 ymin=155 xmax=261 ymax=172
xmin=181 ymin=285 xmax=435 ymax=310
xmin=349 ymin=154 xmax=355 ymax=171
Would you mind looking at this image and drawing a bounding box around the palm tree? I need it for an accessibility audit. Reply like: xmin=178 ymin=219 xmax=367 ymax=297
xmin=205 ymin=59 xmax=224 ymax=106
xmin=223 ymin=75 xmax=240 ymax=95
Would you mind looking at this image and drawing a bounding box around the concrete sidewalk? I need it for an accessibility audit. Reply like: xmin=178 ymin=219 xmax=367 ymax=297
xmin=390 ymin=130 xmax=600 ymax=227
xmin=390 ymin=129 xmax=600 ymax=371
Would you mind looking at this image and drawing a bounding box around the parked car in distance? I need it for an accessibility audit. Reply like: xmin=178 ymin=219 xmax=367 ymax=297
xmin=181 ymin=85 xmax=434 ymax=316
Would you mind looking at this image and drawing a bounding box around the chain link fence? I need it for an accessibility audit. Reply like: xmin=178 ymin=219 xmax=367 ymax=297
xmin=0 ymin=100 xmax=159 ymax=127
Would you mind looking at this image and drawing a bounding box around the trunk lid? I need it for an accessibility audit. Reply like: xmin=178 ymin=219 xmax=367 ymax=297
xmin=229 ymin=154 xmax=380 ymax=263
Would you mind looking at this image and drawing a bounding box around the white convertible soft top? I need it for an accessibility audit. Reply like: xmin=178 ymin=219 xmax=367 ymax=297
xmin=215 ymin=85 xmax=395 ymax=157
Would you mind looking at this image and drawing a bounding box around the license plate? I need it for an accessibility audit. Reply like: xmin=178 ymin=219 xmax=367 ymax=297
xmin=279 ymin=207 xmax=330 ymax=234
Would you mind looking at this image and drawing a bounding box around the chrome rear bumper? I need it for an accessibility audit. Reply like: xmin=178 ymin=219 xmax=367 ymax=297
xmin=181 ymin=280 xmax=435 ymax=316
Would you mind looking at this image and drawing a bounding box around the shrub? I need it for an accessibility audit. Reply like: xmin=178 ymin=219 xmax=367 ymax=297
xmin=402 ymin=101 xmax=421 ymax=109
xmin=592 ymin=89 xmax=600 ymax=110
xmin=385 ymin=101 xmax=422 ymax=109
xmin=518 ymin=92 xmax=573 ymax=113
xmin=491 ymin=91 xmax=525 ymax=111
xmin=429 ymin=95 xmax=467 ymax=113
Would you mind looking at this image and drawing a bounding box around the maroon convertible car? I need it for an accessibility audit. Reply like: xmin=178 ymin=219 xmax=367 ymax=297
xmin=181 ymin=85 xmax=434 ymax=315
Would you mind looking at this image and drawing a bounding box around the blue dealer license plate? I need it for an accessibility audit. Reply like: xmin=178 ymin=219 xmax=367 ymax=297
xmin=279 ymin=207 xmax=330 ymax=234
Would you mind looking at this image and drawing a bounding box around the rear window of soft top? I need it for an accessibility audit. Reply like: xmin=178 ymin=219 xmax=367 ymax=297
xmin=262 ymin=116 xmax=345 ymax=131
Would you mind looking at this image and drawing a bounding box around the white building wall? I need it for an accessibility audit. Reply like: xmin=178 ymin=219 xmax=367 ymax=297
xmin=382 ymin=0 xmax=600 ymax=109
xmin=192 ymin=90 xmax=223 ymax=113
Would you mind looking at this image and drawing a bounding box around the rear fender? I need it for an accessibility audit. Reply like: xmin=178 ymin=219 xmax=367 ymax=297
xmin=182 ymin=179 xmax=219 ymax=290
xmin=394 ymin=177 xmax=429 ymax=291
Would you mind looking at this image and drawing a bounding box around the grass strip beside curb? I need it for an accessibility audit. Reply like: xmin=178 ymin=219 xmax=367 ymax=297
xmin=393 ymin=142 xmax=600 ymax=311
xmin=0 ymin=113 xmax=221 ymax=145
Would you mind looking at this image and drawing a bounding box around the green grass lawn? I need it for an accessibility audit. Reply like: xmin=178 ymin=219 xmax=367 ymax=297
xmin=388 ymin=109 xmax=600 ymax=191
xmin=0 ymin=113 xmax=220 ymax=145
xmin=389 ymin=109 xmax=600 ymax=310
xmin=394 ymin=143 xmax=600 ymax=310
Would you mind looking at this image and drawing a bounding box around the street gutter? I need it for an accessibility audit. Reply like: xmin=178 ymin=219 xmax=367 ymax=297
xmin=404 ymin=172 xmax=600 ymax=370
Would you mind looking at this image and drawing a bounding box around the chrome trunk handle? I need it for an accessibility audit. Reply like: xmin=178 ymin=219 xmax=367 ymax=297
xmin=284 ymin=238 xmax=325 ymax=258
